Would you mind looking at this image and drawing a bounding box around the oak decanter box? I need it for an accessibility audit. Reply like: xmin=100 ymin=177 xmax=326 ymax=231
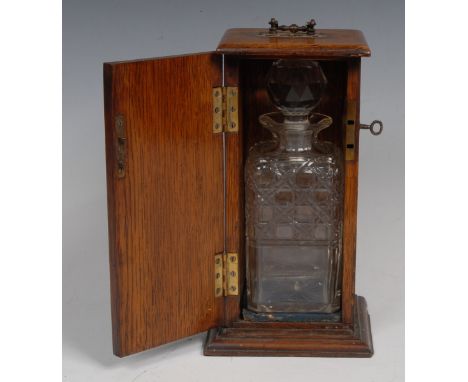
xmin=103 ymin=19 xmax=382 ymax=357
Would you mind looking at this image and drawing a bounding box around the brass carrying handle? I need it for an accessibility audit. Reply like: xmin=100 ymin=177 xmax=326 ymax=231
xmin=360 ymin=120 xmax=383 ymax=136
xmin=268 ymin=18 xmax=316 ymax=35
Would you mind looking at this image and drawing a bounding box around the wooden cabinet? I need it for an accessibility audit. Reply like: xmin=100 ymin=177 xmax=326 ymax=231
xmin=104 ymin=25 xmax=375 ymax=357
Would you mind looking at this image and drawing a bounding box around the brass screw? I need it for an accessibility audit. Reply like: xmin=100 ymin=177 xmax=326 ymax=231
xmin=216 ymin=272 xmax=221 ymax=279
xmin=214 ymin=90 xmax=220 ymax=97
xmin=230 ymin=256 xmax=236 ymax=262
xmin=230 ymin=271 xmax=236 ymax=277
xmin=230 ymin=122 xmax=236 ymax=129
xmin=214 ymin=106 xmax=220 ymax=113
xmin=230 ymin=286 xmax=236 ymax=292
xmin=215 ymin=258 xmax=221 ymax=264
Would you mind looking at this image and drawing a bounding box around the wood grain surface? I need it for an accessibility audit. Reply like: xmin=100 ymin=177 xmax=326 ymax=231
xmin=341 ymin=59 xmax=361 ymax=324
xmin=104 ymin=53 xmax=224 ymax=357
xmin=223 ymin=56 xmax=245 ymax=326
xmin=217 ymin=29 xmax=371 ymax=58
xmin=204 ymin=295 xmax=373 ymax=357
xmin=104 ymin=29 xmax=371 ymax=358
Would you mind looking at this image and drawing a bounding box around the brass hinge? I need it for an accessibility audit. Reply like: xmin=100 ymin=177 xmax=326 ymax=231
xmin=212 ymin=86 xmax=239 ymax=133
xmin=214 ymin=252 xmax=239 ymax=297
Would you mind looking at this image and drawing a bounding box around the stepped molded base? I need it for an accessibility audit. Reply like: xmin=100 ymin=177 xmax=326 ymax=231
xmin=204 ymin=295 xmax=373 ymax=357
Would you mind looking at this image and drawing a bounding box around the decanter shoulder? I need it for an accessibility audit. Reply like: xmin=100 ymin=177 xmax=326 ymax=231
xmin=312 ymin=140 xmax=343 ymax=166
xmin=245 ymin=141 xmax=281 ymax=187
xmin=246 ymin=140 xmax=278 ymax=164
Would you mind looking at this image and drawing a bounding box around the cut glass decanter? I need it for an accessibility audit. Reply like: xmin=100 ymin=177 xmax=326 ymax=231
xmin=245 ymin=59 xmax=344 ymax=314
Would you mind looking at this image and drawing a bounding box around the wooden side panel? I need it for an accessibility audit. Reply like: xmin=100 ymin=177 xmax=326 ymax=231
xmin=224 ymin=56 xmax=244 ymax=325
xmin=341 ymin=59 xmax=361 ymax=323
xmin=104 ymin=53 xmax=224 ymax=357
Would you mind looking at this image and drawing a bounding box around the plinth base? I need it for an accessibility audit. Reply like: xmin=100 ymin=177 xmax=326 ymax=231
xmin=204 ymin=295 xmax=373 ymax=357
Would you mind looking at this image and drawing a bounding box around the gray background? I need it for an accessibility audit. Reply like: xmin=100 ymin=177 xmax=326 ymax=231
xmin=63 ymin=0 xmax=404 ymax=381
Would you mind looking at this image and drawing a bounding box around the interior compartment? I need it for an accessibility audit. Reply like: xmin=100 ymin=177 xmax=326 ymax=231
xmin=235 ymin=58 xmax=349 ymax=325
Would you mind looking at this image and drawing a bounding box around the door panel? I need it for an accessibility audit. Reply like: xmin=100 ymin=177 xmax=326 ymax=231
xmin=104 ymin=53 xmax=223 ymax=356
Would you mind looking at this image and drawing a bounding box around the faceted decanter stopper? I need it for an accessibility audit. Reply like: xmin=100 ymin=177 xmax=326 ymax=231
xmin=266 ymin=60 xmax=327 ymax=120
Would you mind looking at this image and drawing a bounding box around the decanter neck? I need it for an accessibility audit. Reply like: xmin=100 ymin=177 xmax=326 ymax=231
xmin=278 ymin=129 xmax=315 ymax=152
xmin=258 ymin=112 xmax=332 ymax=153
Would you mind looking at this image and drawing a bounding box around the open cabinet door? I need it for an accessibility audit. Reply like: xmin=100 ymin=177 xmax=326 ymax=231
xmin=104 ymin=53 xmax=224 ymax=357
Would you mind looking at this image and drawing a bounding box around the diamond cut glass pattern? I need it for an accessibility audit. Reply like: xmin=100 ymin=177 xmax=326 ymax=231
xmin=245 ymin=60 xmax=344 ymax=314
xmin=267 ymin=59 xmax=327 ymax=117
